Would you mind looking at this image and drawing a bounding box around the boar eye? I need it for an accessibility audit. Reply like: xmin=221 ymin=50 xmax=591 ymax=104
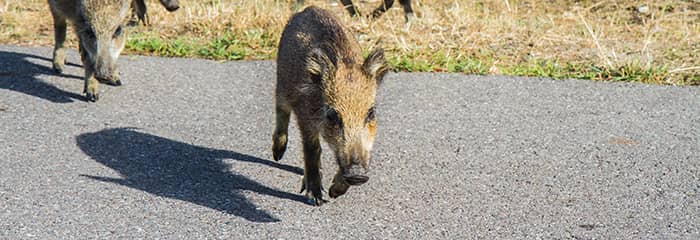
xmin=325 ymin=107 xmax=343 ymax=128
xmin=113 ymin=26 xmax=123 ymax=38
xmin=366 ymin=107 xmax=376 ymax=122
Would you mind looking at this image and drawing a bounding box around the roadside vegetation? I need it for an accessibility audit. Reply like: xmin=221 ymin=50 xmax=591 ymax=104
xmin=1 ymin=0 xmax=698 ymax=85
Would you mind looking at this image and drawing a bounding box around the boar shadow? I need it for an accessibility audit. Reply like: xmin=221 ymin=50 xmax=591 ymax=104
xmin=76 ymin=128 xmax=307 ymax=223
xmin=0 ymin=50 xmax=84 ymax=103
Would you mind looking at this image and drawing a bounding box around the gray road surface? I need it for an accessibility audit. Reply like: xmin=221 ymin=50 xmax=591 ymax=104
xmin=1 ymin=45 xmax=698 ymax=239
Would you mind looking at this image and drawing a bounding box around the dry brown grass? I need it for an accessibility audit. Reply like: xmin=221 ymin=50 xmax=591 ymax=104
xmin=1 ymin=0 xmax=698 ymax=84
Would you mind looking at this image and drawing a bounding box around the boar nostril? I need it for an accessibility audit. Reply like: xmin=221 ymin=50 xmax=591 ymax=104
xmin=344 ymin=163 xmax=369 ymax=185
xmin=343 ymin=174 xmax=369 ymax=186
xmin=166 ymin=5 xmax=179 ymax=11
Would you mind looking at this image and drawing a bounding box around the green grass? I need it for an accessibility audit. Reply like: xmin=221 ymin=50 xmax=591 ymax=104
xmin=503 ymin=60 xmax=685 ymax=84
xmin=126 ymin=36 xmax=196 ymax=57
xmin=126 ymin=31 xmax=697 ymax=85
xmin=126 ymin=29 xmax=280 ymax=61
xmin=388 ymin=52 xmax=491 ymax=75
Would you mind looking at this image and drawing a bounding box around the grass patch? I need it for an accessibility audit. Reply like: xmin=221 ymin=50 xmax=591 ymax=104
xmin=126 ymin=35 xmax=196 ymax=57
xmin=125 ymin=30 xmax=277 ymax=60
xmin=503 ymin=60 xmax=681 ymax=84
xmin=1 ymin=0 xmax=699 ymax=85
xmin=388 ymin=52 xmax=491 ymax=75
xmin=199 ymin=33 xmax=249 ymax=60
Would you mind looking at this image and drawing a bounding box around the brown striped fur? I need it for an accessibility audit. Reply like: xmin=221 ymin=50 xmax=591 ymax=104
xmin=273 ymin=6 xmax=389 ymax=205
xmin=48 ymin=0 xmax=131 ymax=102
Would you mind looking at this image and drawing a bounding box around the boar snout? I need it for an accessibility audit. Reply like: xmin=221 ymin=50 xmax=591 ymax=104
xmin=343 ymin=164 xmax=369 ymax=185
xmin=94 ymin=62 xmax=121 ymax=86
xmin=93 ymin=38 xmax=124 ymax=86
xmin=160 ymin=0 xmax=180 ymax=12
xmin=329 ymin=163 xmax=368 ymax=198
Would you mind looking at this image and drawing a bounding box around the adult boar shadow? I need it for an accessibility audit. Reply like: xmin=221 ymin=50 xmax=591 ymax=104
xmin=0 ymin=50 xmax=83 ymax=103
xmin=76 ymin=128 xmax=307 ymax=223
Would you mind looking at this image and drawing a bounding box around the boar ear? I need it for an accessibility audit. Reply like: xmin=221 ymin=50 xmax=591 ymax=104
xmin=362 ymin=48 xmax=389 ymax=85
xmin=306 ymin=48 xmax=336 ymax=83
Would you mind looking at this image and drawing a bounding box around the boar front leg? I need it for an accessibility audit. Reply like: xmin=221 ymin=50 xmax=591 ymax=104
xmin=371 ymin=0 xmax=395 ymax=18
xmin=371 ymin=0 xmax=415 ymax=22
xmin=399 ymin=0 xmax=415 ymax=22
xmin=131 ymin=0 xmax=149 ymax=25
xmin=299 ymin=122 xmax=327 ymax=206
xmin=51 ymin=12 xmax=67 ymax=74
xmin=78 ymin=42 xmax=99 ymax=102
xmin=272 ymin=100 xmax=291 ymax=161
xmin=339 ymin=0 xmax=360 ymax=17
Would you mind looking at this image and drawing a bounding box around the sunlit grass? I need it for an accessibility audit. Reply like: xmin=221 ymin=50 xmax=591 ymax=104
xmin=1 ymin=0 xmax=698 ymax=85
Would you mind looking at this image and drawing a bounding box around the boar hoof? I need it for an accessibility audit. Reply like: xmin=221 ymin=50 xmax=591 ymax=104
xmin=52 ymin=63 xmax=64 ymax=74
xmin=272 ymin=148 xmax=285 ymax=161
xmin=300 ymin=178 xmax=327 ymax=206
xmin=127 ymin=19 xmax=139 ymax=27
xmin=272 ymin=140 xmax=287 ymax=161
xmin=310 ymin=195 xmax=327 ymax=206
xmin=329 ymin=183 xmax=349 ymax=198
xmin=85 ymin=92 xmax=99 ymax=102
xmin=405 ymin=14 xmax=416 ymax=23
xmin=272 ymin=131 xmax=287 ymax=161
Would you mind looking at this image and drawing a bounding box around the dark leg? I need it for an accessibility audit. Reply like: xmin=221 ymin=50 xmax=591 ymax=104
xmin=272 ymin=99 xmax=291 ymax=161
xmin=371 ymin=0 xmax=395 ymax=19
xmin=399 ymin=0 xmax=415 ymax=22
xmin=298 ymin=121 xmax=326 ymax=206
xmin=339 ymin=0 xmax=360 ymax=17
xmin=79 ymin=42 xmax=99 ymax=102
xmin=51 ymin=12 xmax=67 ymax=73
xmin=133 ymin=0 xmax=149 ymax=25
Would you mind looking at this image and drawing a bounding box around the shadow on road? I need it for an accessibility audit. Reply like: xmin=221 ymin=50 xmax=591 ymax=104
xmin=76 ymin=128 xmax=307 ymax=223
xmin=0 ymin=50 xmax=84 ymax=103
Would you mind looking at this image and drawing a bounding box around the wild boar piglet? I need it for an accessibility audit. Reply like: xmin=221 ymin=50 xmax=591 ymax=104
xmin=274 ymin=6 xmax=389 ymax=206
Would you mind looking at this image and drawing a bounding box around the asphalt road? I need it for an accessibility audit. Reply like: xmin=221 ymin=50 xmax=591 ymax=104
xmin=1 ymin=45 xmax=698 ymax=239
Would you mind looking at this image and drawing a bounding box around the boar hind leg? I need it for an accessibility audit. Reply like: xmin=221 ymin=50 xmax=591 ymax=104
xmin=272 ymin=101 xmax=291 ymax=161
xmin=399 ymin=0 xmax=415 ymax=22
xmin=372 ymin=0 xmax=414 ymax=22
xmin=51 ymin=13 xmax=67 ymax=74
xmin=371 ymin=0 xmax=395 ymax=18
xmin=339 ymin=0 xmax=360 ymax=17
xmin=78 ymin=42 xmax=99 ymax=102
xmin=299 ymin=123 xmax=327 ymax=206
xmin=131 ymin=0 xmax=149 ymax=25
